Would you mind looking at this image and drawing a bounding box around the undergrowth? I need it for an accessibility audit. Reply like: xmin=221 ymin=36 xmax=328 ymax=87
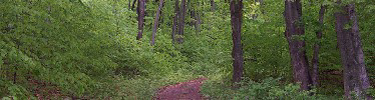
xmin=201 ymin=77 xmax=343 ymax=100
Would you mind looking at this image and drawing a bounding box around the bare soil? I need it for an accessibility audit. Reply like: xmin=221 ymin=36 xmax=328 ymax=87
xmin=155 ymin=78 xmax=207 ymax=100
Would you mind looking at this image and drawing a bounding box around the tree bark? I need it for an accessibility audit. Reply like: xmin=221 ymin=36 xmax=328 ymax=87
xmin=113 ymin=0 xmax=120 ymax=35
xmin=177 ymin=0 xmax=187 ymax=43
xmin=136 ymin=0 xmax=145 ymax=40
xmin=230 ymin=0 xmax=244 ymax=87
xmin=189 ymin=0 xmax=201 ymax=33
xmin=172 ymin=0 xmax=180 ymax=43
xmin=284 ymin=0 xmax=312 ymax=91
xmin=191 ymin=10 xmax=201 ymax=33
xmin=13 ymin=67 xmax=17 ymax=84
xmin=334 ymin=2 xmax=371 ymax=99
xmin=131 ymin=0 xmax=137 ymax=10
xmin=210 ymin=0 xmax=215 ymax=11
xmin=311 ymin=5 xmax=326 ymax=87
xmin=128 ymin=0 xmax=131 ymax=9
xmin=150 ymin=0 xmax=164 ymax=45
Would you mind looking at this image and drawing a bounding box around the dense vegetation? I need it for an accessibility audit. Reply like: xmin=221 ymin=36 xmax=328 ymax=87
xmin=1 ymin=0 xmax=374 ymax=99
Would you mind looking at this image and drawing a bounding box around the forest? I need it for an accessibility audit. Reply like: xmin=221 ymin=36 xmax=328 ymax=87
xmin=1 ymin=0 xmax=375 ymax=99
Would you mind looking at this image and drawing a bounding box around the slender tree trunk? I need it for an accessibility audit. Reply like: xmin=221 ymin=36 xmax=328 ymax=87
xmin=131 ymin=0 xmax=137 ymax=10
xmin=334 ymin=2 xmax=371 ymax=99
xmin=196 ymin=12 xmax=201 ymax=32
xmin=284 ymin=0 xmax=312 ymax=90
xmin=150 ymin=0 xmax=164 ymax=45
xmin=230 ymin=0 xmax=244 ymax=88
xmin=189 ymin=0 xmax=201 ymax=33
xmin=187 ymin=0 xmax=191 ymax=13
xmin=177 ymin=0 xmax=187 ymax=43
xmin=210 ymin=0 xmax=215 ymax=11
xmin=45 ymin=6 xmax=52 ymax=24
xmin=113 ymin=0 xmax=120 ymax=35
xmin=172 ymin=0 xmax=180 ymax=43
xmin=136 ymin=0 xmax=145 ymax=40
xmin=13 ymin=67 xmax=17 ymax=84
xmin=191 ymin=10 xmax=201 ymax=33
xmin=311 ymin=5 xmax=326 ymax=87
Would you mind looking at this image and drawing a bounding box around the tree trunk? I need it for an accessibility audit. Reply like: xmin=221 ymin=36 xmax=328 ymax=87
xmin=210 ymin=0 xmax=215 ymax=11
xmin=230 ymin=0 xmax=244 ymax=87
xmin=177 ymin=0 xmax=187 ymax=43
xmin=128 ymin=0 xmax=131 ymax=9
xmin=190 ymin=1 xmax=201 ymax=33
xmin=191 ymin=10 xmax=201 ymax=33
xmin=311 ymin=5 xmax=326 ymax=87
xmin=284 ymin=0 xmax=312 ymax=91
xmin=113 ymin=0 xmax=120 ymax=35
xmin=13 ymin=67 xmax=17 ymax=84
xmin=334 ymin=2 xmax=371 ymax=99
xmin=150 ymin=0 xmax=164 ymax=45
xmin=172 ymin=0 xmax=180 ymax=43
xmin=131 ymin=0 xmax=137 ymax=10
xmin=136 ymin=0 xmax=145 ymax=40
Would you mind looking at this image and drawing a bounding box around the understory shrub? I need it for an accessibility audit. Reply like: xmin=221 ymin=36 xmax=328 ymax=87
xmin=201 ymin=77 xmax=341 ymax=100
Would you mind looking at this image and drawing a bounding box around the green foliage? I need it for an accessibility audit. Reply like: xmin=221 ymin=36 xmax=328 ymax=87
xmin=0 ymin=0 xmax=144 ymax=98
xmin=0 ymin=0 xmax=200 ymax=98
xmin=0 ymin=79 xmax=34 ymax=100
xmin=367 ymin=87 xmax=375 ymax=97
xmin=201 ymin=78 xmax=340 ymax=100
xmin=242 ymin=0 xmax=293 ymax=81
xmin=1 ymin=0 xmax=374 ymax=99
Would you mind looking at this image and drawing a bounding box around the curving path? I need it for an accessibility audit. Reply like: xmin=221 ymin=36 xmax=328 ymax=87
xmin=155 ymin=78 xmax=207 ymax=100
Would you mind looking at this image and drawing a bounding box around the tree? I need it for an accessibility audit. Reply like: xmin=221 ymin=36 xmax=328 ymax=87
xmin=334 ymin=2 xmax=371 ymax=99
xmin=131 ymin=0 xmax=137 ymax=10
xmin=230 ymin=0 xmax=244 ymax=87
xmin=177 ymin=0 xmax=187 ymax=43
xmin=188 ymin=0 xmax=201 ymax=33
xmin=136 ymin=0 xmax=146 ymax=40
xmin=172 ymin=0 xmax=180 ymax=43
xmin=311 ymin=5 xmax=326 ymax=87
xmin=210 ymin=0 xmax=215 ymax=11
xmin=190 ymin=9 xmax=201 ymax=33
xmin=150 ymin=0 xmax=164 ymax=45
xmin=284 ymin=0 xmax=312 ymax=90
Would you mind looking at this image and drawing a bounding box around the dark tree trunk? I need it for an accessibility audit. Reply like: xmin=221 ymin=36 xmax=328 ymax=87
xmin=136 ymin=0 xmax=145 ymax=40
xmin=210 ymin=0 xmax=215 ymax=11
xmin=177 ymin=0 xmax=187 ymax=43
xmin=334 ymin=2 xmax=371 ymax=99
xmin=150 ymin=0 xmax=164 ymax=45
xmin=113 ymin=0 xmax=120 ymax=34
xmin=172 ymin=0 xmax=180 ymax=43
xmin=187 ymin=0 xmax=191 ymax=13
xmin=230 ymin=0 xmax=244 ymax=87
xmin=131 ymin=0 xmax=137 ymax=10
xmin=13 ymin=67 xmax=17 ymax=84
xmin=191 ymin=0 xmax=201 ymax=32
xmin=311 ymin=5 xmax=326 ymax=87
xmin=284 ymin=0 xmax=312 ymax=91
xmin=191 ymin=10 xmax=201 ymax=33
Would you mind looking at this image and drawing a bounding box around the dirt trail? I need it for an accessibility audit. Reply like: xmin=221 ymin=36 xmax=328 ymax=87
xmin=155 ymin=78 xmax=207 ymax=100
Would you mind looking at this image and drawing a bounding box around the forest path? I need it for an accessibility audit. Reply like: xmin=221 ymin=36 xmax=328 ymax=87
xmin=155 ymin=78 xmax=207 ymax=100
